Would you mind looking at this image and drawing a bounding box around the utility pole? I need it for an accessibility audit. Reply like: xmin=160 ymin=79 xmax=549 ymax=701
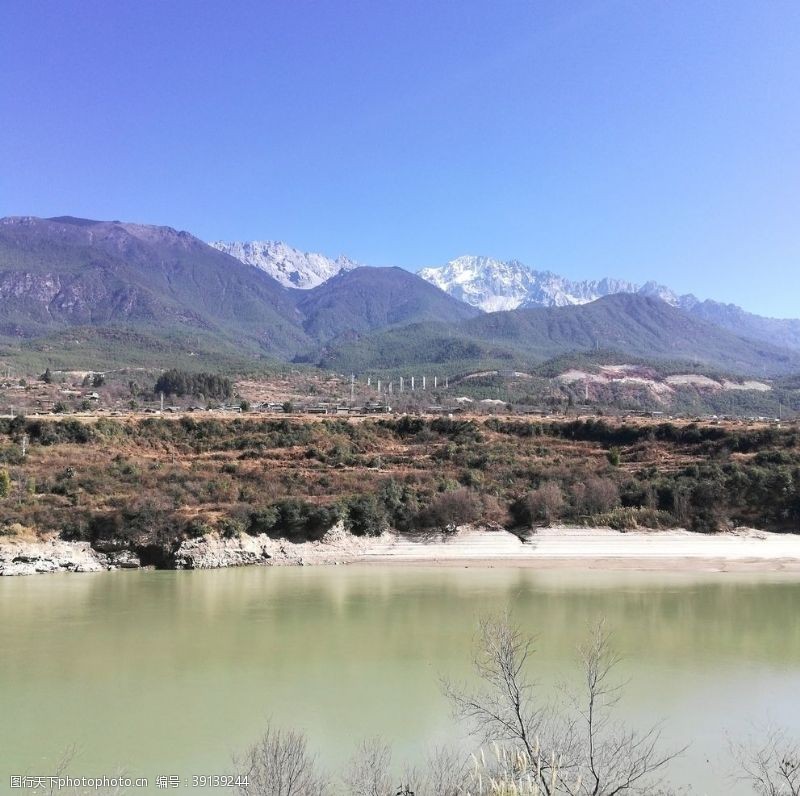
xmin=400 ymin=377 xmax=404 ymax=393
xmin=411 ymin=376 xmax=415 ymax=391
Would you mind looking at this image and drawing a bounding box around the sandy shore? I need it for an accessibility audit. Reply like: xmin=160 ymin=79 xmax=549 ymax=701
xmin=357 ymin=526 xmax=800 ymax=572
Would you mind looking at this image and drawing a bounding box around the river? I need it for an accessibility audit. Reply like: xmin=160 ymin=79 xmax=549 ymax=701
xmin=2 ymin=566 xmax=800 ymax=794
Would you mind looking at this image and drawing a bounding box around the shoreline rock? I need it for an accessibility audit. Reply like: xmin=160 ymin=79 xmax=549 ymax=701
xmin=0 ymin=521 xmax=371 ymax=575
xmin=0 ymin=538 xmax=111 ymax=576
xmin=173 ymin=522 xmax=373 ymax=569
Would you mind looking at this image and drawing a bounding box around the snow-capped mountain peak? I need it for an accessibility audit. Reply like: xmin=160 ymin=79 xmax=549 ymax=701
xmin=418 ymin=256 xmax=536 ymax=312
xmin=418 ymin=256 xmax=697 ymax=312
xmin=210 ymin=239 xmax=359 ymax=289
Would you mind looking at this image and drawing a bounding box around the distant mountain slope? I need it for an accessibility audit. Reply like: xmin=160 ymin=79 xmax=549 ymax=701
xmin=294 ymin=266 xmax=481 ymax=342
xmin=210 ymin=239 xmax=358 ymax=289
xmin=319 ymin=294 xmax=800 ymax=376
xmin=0 ymin=216 xmax=309 ymax=357
xmin=2 ymin=217 xmax=798 ymax=378
xmin=418 ymin=254 xmax=800 ymax=353
xmin=687 ymin=300 xmax=800 ymax=352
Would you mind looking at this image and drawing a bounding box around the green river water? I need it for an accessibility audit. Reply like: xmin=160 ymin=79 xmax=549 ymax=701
xmin=1 ymin=566 xmax=799 ymax=794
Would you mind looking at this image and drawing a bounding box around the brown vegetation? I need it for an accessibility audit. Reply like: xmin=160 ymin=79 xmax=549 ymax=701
xmin=0 ymin=415 xmax=797 ymax=563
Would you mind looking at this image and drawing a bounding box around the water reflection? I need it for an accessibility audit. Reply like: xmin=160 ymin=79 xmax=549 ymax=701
xmin=1 ymin=567 xmax=799 ymax=793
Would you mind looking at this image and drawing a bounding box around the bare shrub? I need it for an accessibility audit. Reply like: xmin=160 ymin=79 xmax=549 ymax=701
xmin=442 ymin=614 xmax=576 ymax=790
xmin=593 ymin=506 xmax=673 ymax=531
xmin=400 ymin=746 xmax=469 ymax=796
xmin=525 ymin=482 xmax=565 ymax=527
xmin=572 ymin=621 xmax=684 ymax=794
xmin=443 ymin=615 xmax=683 ymax=795
xmin=422 ymin=487 xmax=483 ymax=530
xmin=342 ymin=737 xmax=393 ymax=796
xmin=733 ymin=727 xmax=800 ymax=796
xmin=574 ymin=477 xmax=620 ymax=516
xmin=234 ymin=724 xmax=328 ymax=796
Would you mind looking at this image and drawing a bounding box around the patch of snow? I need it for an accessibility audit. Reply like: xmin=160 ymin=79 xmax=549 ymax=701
xmin=211 ymin=240 xmax=359 ymax=289
xmin=418 ymin=256 xmax=699 ymax=313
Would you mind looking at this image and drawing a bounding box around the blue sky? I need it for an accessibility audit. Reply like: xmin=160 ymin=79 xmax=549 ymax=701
xmin=1 ymin=1 xmax=798 ymax=317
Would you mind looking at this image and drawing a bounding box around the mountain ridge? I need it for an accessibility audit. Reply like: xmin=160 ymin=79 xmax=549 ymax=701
xmin=218 ymin=241 xmax=800 ymax=353
xmin=210 ymin=239 xmax=358 ymax=289
xmin=418 ymin=254 xmax=696 ymax=311
xmin=418 ymin=255 xmax=800 ymax=353
xmin=319 ymin=293 xmax=800 ymax=376
xmin=293 ymin=266 xmax=480 ymax=342
xmin=1 ymin=216 xmax=798 ymax=378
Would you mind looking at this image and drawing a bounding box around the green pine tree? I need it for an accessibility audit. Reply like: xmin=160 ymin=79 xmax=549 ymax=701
xmin=0 ymin=469 xmax=12 ymax=499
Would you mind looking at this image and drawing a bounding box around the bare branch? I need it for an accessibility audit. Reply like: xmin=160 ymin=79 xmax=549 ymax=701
xmin=443 ymin=615 xmax=685 ymax=796
xmin=343 ymin=737 xmax=394 ymax=796
xmin=733 ymin=726 xmax=800 ymax=796
xmin=233 ymin=723 xmax=329 ymax=796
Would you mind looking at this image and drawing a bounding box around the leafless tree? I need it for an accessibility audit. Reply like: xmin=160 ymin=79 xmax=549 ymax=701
xmin=442 ymin=614 xmax=578 ymax=794
xmin=34 ymin=745 xmax=131 ymax=796
xmin=733 ymin=727 xmax=800 ymax=796
xmin=234 ymin=723 xmax=329 ymax=796
xmin=566 ymin=621 xmax=684 ymax=795
xmin=443 ymin=615 xmax=684 ymax=795
xmin=400 ymin=745 xmax=470 ymax=796
xmin=342 ymin=738 xmax=394 ymax=796
xmin=43 ymin=745 xmax=79 ymax=796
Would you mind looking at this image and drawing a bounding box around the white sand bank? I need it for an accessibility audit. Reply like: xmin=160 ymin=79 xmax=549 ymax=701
xmin=357 ymin=526 xmax=800 ymax=572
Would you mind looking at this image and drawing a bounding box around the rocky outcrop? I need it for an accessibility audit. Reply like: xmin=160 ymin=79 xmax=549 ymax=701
xmin=2 ymin=523 xmax=385 ymax=575
xmin=174 ymin=523 xmax=377 ymax=569
xmin=105 ymin=549 xmax=142 ymax=569
xmin=0 ymin=538 xmax=106 ymax=576
xmin=174 ymin=533 xmax=278 ymax=570
xmin=0 ymin=537 xmax=142 ymax=576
